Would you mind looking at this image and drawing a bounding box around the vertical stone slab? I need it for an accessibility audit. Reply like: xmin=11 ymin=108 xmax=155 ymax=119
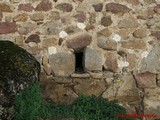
xmin=84 ymin=48 xmax=102 ymax=71
xmin=49 ymin=52 xmax=75 ymax=77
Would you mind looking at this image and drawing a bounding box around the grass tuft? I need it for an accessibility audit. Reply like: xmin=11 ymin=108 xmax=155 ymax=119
xmin=13 ymin=82 xmax=132 ymax=120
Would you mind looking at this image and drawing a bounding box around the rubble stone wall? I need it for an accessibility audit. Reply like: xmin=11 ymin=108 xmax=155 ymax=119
xmin=0 ymin=0 xmax=160 ymax=118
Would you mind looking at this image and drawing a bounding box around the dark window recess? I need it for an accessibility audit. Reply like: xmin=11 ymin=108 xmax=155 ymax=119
xmin=75 ymin=52 xmax=84 ymax=73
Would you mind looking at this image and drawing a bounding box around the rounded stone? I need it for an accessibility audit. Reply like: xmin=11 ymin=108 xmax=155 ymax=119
xmin=0 ymin=41 xmax=40 ymax=119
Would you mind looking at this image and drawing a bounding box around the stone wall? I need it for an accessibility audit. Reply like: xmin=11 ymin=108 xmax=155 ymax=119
xmin=0 ymin=0 xmax=160 ymax=119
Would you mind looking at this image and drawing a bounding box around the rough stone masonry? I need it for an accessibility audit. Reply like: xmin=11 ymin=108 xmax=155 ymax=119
xmin=0 ymin=0 xmax=160 ymax=119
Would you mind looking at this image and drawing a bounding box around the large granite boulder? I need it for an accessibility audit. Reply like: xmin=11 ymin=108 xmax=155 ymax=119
xmin=0 ymin=41 xmax=40 ymax=119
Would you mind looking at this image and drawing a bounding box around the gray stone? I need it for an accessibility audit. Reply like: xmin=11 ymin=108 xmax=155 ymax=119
xmin=84 ymin=48 xmax=102 ymax=71
xmin=145 ymin=88 xmax=160 ymax=101
xmin=65 ymin=25 xmax=80 ymax=34
xmin=73 ymin=78 xmax=106 ymax=96
xmin=49 ymin=52 xmax=75 ymax=77
xmin=118 ymin=16 xmax=139 ymax=28
xmin=53 ymin=77 xmax=72 ymax=84
xmin=97 ymin=36 xmax=117 ymax=51
xmin=139 ymin=44 xmax=160 ymax=73
xmin=42 ymin=22 xmax=63 ymax=35
xmin=116 ymin=73 xmax=140 ymax=104
xmin=66 ymin=34 xmax=92 ymax=52
xmin=102 ymin=73 xmax=140 ymax=110
xmin=18 ymin=22 xmax=37 ymax=35
xmin=55 ymin=3 xmax=73 ymax=12
xmin=48 ymin=11 xmax=60 ymax=20
xmin=97 ymin=28 xmax=112 ymax=38
xmin=144 ymin=99 xmax=160 ymax=119
xmin=88 ymin=72 xmax=103 ymax=79
xmin=71 ymin=73 xmax=90 ymax=78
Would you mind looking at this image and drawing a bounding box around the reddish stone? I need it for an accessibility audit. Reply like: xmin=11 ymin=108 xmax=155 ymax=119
xmin=25 ymin=34 xmax=40 ymax=43
xmin=137 ymin=9 xmax=155 ymax=20
xmin=0 ymin=3 xmax=12 ymax=12
xmin=104 ymin=51 xmax=118 ymax=72
xmin=18 ymin=3 xmax=34 ymax=12
xmin=66 ymin=34 xmax=92 ymax=52
xmin=0 ymin=12 xmax=2 ymax=21
xmin=36 ymin=0 xmax=52 ymax=11
xmin=85 ymin=24 xmax=95 ymax=31
xmin=58 ymin=38 xmax=63 ymax=46
xmin=126 ymin=0 xmax=139 ymax=5
xmin=74 ymin=12 xmax=86 ymax=23
xmin=105 ymin=3 xmax=130 ymax=14
xmin=101 ymin=16 xmax=112 ymax=27
xmin=151 ymin=31 xmax=160 ymax=40
xmin=92 ymin=3 xmax=103 ymax=12
xmin=0 ymin=22 xmax=17 ymax=34
xmin=154 ymin=4 xmax=160 ymax=14
xmin=55 ymin=3 xmax=73 ymax=12
xmin=134 ymin=71 xmax=157 ymax=88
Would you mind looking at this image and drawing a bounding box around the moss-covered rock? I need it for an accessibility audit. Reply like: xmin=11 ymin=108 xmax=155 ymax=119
xmin=0 ymin=41 xmax=40 ymax=119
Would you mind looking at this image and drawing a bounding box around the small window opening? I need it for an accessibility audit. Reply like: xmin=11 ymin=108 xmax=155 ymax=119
xmin=75 ymin=51 xmax=85 ymax=73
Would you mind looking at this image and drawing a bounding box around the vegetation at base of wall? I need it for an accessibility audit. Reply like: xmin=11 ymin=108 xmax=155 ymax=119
xmin=13 ymin=82 xmax=132 ymax=120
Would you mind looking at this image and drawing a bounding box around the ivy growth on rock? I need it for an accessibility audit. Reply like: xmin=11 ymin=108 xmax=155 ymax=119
xmin=13 ymin=81 xmax=132 ymax=120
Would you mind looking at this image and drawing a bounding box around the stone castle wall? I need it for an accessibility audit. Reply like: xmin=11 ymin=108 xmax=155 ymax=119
xmin=0 ymin=0 xmax=160 ymax=118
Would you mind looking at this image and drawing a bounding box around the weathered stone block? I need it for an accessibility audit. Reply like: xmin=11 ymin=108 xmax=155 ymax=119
xmin=66 ymin=34 xmax=92 ymax=52
xmin=18 ymin=22 xmax=37 ymax=35
xmin=121 ymin=39 xmax=146 ymax=50
xmin=18 ymin=3 xmax=34 ymax=12
xmin=101 ymin=16 xmax=112 ymax=27
xmin=139 ymin=45 xmax=160 ymax=73
xmin=103 ymin=51 xmax=119 ymax=72
xmin=105 ymin=3 xmax=130 ymax=14
xmin=133 ymin=27 xmax=147 ymax=38
xmin=84 ymin=48 xmax=102 ymax=71
xmin=134 ymin=71 xmax=157 ymax=88
xmin=97 ymin=36 xmax=117 ymax=51
xmin=145 ymin=88 xmax=160 ymax=101
xmin=118 ymin=16 xmax=139 ymax=28
xmin=116 ymin=73 xmax=140 ymax=104
xmin=42 ymin=22 xmax=63 ymax=35
xmin=92 ymin=3 xmax=103 ymax=12
xmin=30 ymin=12 xmax=44 ymax=21
xmin=36 ymin=0 xmax=52 ymax=11
xmin=154 ymin=4 xmax=160 ymax=14
xmin=42 ymin=38 xmax=57 ymax=48
xmin=41 ymin=80 xmax=77 ymax=104
xmin=49 ymin=52 xmax=75 ymax=77
xmin=0 ymin=22 xmax=17 ymax=34
xmin=0 ymin=3 xmax=12 ymax=12
xmin=0 ymin=12 xmax=3 ymax=21
xmin=73 ymin=78 xmax=106 ymax=96
xmin=13 ymin=13 xmax=28 ymax=22
xmin=144 ymin=99 xmax=160 ymax=119
xmin=55 ymin=3 xmax=73 ymax=12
